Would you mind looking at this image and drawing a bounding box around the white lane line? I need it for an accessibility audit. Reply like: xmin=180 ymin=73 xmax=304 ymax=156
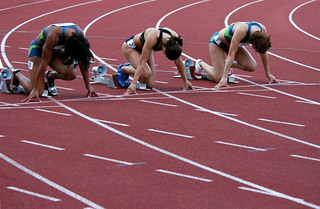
xmin=0 ymin=0 xmax=51 ymax=12
xmin=0 ymin=135 xmax=5 ymax=138
xmin=7 ymin=186 xmax=61 ymax=202
xmin=0 ymin=101 xmax=20 ymax=107
xmin=139 ymin=100 xmax=178 ymax=107
xmin=50 ymin=90 xmax=320 ymax=209
xmin=155 ymin=80 xmax=169 ymax=84
xmin=147 ymin=129 xmax=194 ymax=139
xmin=34 ymin=108 xmax=72 ymax=116
xmin=156 ymin=169 xmax=212 ymax=182
xmin=289 ymin=0 xmax=319 ymax=41
xmin=258 ymin=118 xmax=305 ymax=127
xmin=215 ymin=141 xmax=267 ymax=152
xmin=236 ymin=76 xmax=320 ymax=105
xmin=0 ymin=105 xmax=59 ymax=110
xmin=195 ymin=109 xmax=238 ymax=117
xmin=95 ymin=119 xmax=129 ymax=127
xmin=84 ymin=0 xmax=157 ymax=73
xmin=83 ymin=154 xmax=133 ymax=165
xmin=20 ymin=140 xmax=65 ymax=151
xmin=237 ymin=92 xmax=276 ymax=99
xmin=268 ymin=51 xmax=320 ymax=72
xmin=0 ymin=153 xmax=104 ymax=209
xmin=238 ymin=186 xmax=305 ymax=203
xmin=291 ymin=154 xmax=320 ymax=162
xmin=56 ymin=86 xmax=74 ymax=91
xmin=1 ymin=0 xmax=103 ymax=70
xmin=224 ymin=0 xmax=264 ymax=27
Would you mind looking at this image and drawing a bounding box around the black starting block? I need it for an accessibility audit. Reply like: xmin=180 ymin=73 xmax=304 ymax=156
xmin=90 ymin=64 xmax=150 ymax=90
xmin=182 ymin=58 xmax=238 ymax=83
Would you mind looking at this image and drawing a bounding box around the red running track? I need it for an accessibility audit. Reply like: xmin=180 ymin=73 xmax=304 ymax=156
xmin=0 ymin=0 xmax=319 ymax=208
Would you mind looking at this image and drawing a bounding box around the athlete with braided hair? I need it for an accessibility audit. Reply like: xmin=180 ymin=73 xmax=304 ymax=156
xmin=195 ymin=21 xmax=278 ymax=88
xmin=120 ymin=27 xmax=193 ymax=95
xmin=14 ymin=23 xmax=98 ymax=102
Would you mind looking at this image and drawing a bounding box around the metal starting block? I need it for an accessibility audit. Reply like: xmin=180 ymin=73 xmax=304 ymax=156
xmin=182 ymin=58 xmax=239 ymax=83
xmin=0 ymin=67 xmax=25 ymax=94
xmin=90 ymin=64 xmax=150 ymax=90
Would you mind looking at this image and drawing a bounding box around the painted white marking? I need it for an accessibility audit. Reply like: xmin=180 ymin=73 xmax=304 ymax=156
xmin=0 ymin=101 xmax=20 ymax=107
xmin=11 ymin=61 xmax=28 ymax=66
xmin=291 ymin=154 xmax=320 ymax=162
xmin=20 ymin=140 xmax=65 ymax=151
xmin=83 ymin=0 xmax=157 ymax=73
xmin=215 ymin=141 xmax=267 ymax=151
xmin=45 ymin=1 xmax=319 ymax=208
xmin=19 ymin=47 xmax=29 ymax=51
xmin=7 ymin=186 xmax=61 ymax=202
xmin=35 ymin=108 xmax=71 ymax=116
xmin=295 ymin=100 xmax=318 ymax=105
xmin=148 ymin=129 xmax=194 ymax=139
xmin=84 ymin=154 xmax=133 ymax=165
xmin=268 ymin=51 xmax=320 ymax=72
xmin=224 ymin=0 xmax=264 ymax=27
xmin=236 ymin=76 xmax=320 ymax=106
xmin=56 ymin=86 xmax=74 ymax=91
xmin=196 ymin=109 xmax=238 ymax=117
xmin=139 ymin=99 xmax=178 ymax=107
xmin=0 ymin=135 xmax=5 ymax=138
xmin=0 ymin=59 xmax=3 ymax=68
xmin=237 ymin=92 xmax=276 ymax=99
xmin=49 ymin=88 xmax=320 ymax=209
xmin=156 ymin=169 xmax=212 ymax=182
xmin=156 ymin=0 xmax=210 ymax=28
xmin=258 ymin=118 xmax=305 ymax=127
xmin=100 ymin=57 xmax=118 ymax=62
xmin=95 ymin=119 xmax=129 ymax=127
xmin=0 ymin=105 xmax=59 ymax=110
xmin=0 ymin=154 xmax=104 ymax=209
xmin=0 ymin=0 xmax=51 ymax=12
xmin=289 ymin=0 xmax=319 ymax=41
xmin=1 ymin=0 xmax=104 ymax=70
xmin=238 ymin=186 xmax=305 ymax=203
xmin=155 ymin=80 xmax=169 ymax=84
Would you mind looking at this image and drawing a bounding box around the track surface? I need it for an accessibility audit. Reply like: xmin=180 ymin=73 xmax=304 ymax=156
xmin=0 ymin=0 xmax=319 ymax=208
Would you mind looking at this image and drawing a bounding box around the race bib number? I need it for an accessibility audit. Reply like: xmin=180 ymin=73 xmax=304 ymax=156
xmin=28 ymin=61 xmax=34 ymax=70
xmin=214 ymin=35 xmax=221 ymax=45
xmin=127 ymin=39 xmax=136 ymax=49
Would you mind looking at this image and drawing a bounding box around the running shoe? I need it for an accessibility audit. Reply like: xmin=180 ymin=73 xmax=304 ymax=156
xmin=194 ymin=59 xmax=203 ymax=79
xmin=45 ymin=71 xmax=58 ymax=96
xmin=116 ymin=63 xmax=130 ymax=88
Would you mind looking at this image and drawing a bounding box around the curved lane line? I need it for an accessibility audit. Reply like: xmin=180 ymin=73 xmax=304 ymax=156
xmin=84 ymin=0 xmax=156 ymax=72
xmin=289 ymin=0 xmax=320 ymax=41
xmin=0 ymin=0 xmax=51 ymax=12
xmin=1 ymin=0 xmax=103 ymax=70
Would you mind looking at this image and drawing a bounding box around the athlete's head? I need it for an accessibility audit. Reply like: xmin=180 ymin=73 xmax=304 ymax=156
xmin=64 ymin=33 xmax=93 ymax=70
xmin=163 ymin=35 xmax=183 ymax=60
xmin=251 ymin=31 xmax=272 ymax=54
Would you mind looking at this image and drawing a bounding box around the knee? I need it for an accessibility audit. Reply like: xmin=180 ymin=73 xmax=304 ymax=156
xmin=64 ymin=68 xmax=77 ymax=80
xmin=247 ymin=60 xmax=257 ymax=72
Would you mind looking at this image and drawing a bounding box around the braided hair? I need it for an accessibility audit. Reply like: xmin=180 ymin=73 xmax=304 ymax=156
xmin=163 ymin=35 xmax=183 ymax=60
xmin=64 ymin=32 xmax=93 ymax=71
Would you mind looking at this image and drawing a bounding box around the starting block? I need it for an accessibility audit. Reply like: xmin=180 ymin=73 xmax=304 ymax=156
xmin=0 ymin=67 xmax=25 ymax=94
xmin=182 ymin=58 xmax=238 ymax=83
xmin=90 ymin=64 xmax=150 ymax=90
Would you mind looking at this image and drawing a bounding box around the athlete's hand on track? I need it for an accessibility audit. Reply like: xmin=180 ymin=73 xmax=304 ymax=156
xmin=22 ymin=88 xmax=42 ymax=103
xmin=124 ymin=83 xmax=137 ymax=95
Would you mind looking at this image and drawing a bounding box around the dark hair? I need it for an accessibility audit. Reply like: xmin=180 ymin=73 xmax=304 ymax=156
xmin=251 ymin=31 xmax=272 ymax=54
xmin=163 ymin=35 xmax=183 ymax=60
xmin=64 ymin=33 xmax=93 ymax=70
